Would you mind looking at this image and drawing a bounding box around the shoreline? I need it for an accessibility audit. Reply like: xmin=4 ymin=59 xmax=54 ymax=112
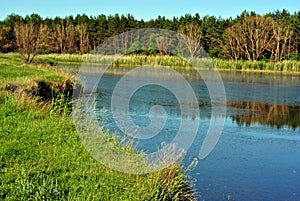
xmin=33 ymin=53 xmax=300 ymax=74
xmin=215 ymin=68 xmax=300 ymax=75
xmin=55 ymin=62 xmax=300 ymax=76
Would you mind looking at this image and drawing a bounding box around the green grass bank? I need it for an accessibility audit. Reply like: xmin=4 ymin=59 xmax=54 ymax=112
xmin=0 ymin=54 xmax=194 ymax=201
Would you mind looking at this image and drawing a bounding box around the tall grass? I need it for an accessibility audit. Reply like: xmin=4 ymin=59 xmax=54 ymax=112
xmin=36 ymin=53 xmax=191 ymax=68
xmin=36 ymin=53 xmax=88 ymax=64
xmin=214 ymin=59 xmax=300 ymax=73
xmin=34 ymin=53 xmax=300 ymax=73
xmin=114 ymin=55 xmax=191 ymax=67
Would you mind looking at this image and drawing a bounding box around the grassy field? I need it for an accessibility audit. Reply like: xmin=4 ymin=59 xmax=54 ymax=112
xmin=34 ymin=53 xmax=300 ymax=73
xmin=0 ymin=54 xmax=194 ymax=201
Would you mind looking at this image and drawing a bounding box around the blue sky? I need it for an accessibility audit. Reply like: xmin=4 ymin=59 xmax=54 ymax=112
xmin=1 ymin=0 xmax=299 ymax=21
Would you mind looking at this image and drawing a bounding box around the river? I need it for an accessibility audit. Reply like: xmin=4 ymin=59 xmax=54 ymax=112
xmin=69 ymin=64 xmax=300 ymax=201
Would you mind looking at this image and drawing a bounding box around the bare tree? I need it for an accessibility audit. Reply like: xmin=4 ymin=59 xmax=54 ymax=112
xmin=14 ymin=22 xmax=40 ymax=63
xmin=220 ymin=27 xmax=242 ymax=60
xmin=221 ymin=16 xmax=294 ymax=61
xmin=178 ymin=23 xmax=203 ymax=58
xmin=65 ymin=21 xmax=77 ymax=53
xmin=76 ymin=23 xmax=89 ymax=54
xmin=156 ymin=36 xmax=169 ymax=55
xmin=222 ymin=16 xmax=274 ymax=61
xmin=241 ymin=16 xmax=274 ymax=61
xmin=55 ymin=21 xmax=66 ymax=53
xmin=38 ymin=24 xmax=56 ymax=53
xmin=270 ymin=20 xmax=293 ymax=61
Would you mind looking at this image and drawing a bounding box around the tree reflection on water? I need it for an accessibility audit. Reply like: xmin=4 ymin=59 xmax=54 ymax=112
xmin=227 ymin=102 xmax=300 ymax=130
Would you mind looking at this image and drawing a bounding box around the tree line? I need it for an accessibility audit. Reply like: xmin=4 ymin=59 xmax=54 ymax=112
xmin=0 ymin=9 xmax=299 ymax=63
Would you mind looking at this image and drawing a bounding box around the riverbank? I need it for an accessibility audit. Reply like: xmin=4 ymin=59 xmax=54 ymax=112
xmin=32 ymin=53 xmax=300 ymax=74
xmin=0 ymin=56 xmax=194 ymax=200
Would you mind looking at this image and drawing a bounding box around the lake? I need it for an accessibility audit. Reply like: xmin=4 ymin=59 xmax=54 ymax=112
xmin=73 ymin=65 xmax=300 ymax=201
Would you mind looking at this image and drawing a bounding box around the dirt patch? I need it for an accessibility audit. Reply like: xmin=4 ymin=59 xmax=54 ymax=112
xmin=3 ymin=79 xmax=80 ymax=103
xmin=26 ymin=80 xmax=74 ymax=102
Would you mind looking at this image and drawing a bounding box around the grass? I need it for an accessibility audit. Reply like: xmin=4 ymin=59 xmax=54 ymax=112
xmin=0 ymin=55 xmax=194 ymax=200
xmin=36 ymin=53 xmax=88 ymax=64
xmin=0 ymin=53 xmax=74 ymax=90
xmin=214 ymin=59 xmax=300 ymax=73
xmin=32 ymin=53 xmax=300 ymax=73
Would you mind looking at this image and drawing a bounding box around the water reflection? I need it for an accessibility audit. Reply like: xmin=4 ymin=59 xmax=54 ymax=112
xmin=228 ymin=102 xmax=300 ymax=130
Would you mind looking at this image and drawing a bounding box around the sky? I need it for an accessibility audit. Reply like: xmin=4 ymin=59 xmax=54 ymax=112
xmin=0 ymin=0 xmax=299 ymax=21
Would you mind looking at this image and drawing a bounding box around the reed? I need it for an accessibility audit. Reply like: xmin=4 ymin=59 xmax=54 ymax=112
xmin=214 ymin=59 xmax=300 ymax=73
xmin=35 ymin=53 xmax=300 ymax=73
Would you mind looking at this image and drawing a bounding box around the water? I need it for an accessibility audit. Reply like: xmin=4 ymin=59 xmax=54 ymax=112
xmin=79 ymin=67 xmax=300 ymax=201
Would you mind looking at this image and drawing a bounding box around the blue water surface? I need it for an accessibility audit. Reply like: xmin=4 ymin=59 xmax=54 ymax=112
xmin=90 ymin=69 xmax=300 ymax=201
